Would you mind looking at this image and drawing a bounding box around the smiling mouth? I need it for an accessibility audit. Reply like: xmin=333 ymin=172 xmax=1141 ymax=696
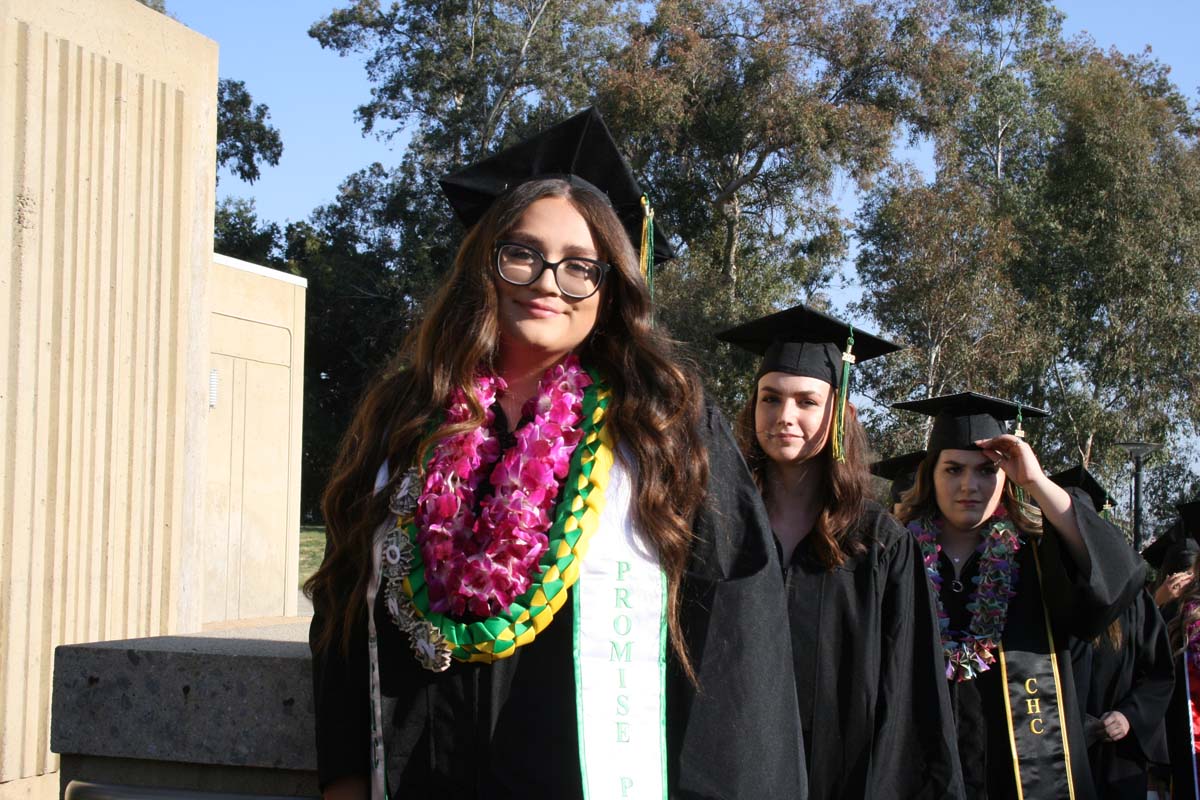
xmin=517 ymin=299 xmax=562 ymax=318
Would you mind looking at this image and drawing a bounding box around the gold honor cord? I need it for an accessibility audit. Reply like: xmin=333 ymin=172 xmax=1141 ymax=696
xmin=1032 ymin=545 xmax=1077 ymax=798
xmin=998 ymin=644 xmax=1025 ymax=800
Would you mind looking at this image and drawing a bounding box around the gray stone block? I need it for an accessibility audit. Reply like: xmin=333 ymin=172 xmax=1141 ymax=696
xmin=52 ymin=622 xmax=316 ymax=773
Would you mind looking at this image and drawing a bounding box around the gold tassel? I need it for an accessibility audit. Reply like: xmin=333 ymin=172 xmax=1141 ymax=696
xmin=832 ymin=327 xmax=855 ymax=463
xmin=639 ymin=195 xmax=655 ymax=299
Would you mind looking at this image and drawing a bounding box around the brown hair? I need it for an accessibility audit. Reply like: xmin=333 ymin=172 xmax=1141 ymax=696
xmin=734 ymin=387 xmax=870 ymax=569
xmin=896 ymin=451 xmax=1044 ymax=535
xmin=1092 ymin=619 xmax=1123 ymax=652
xmin=305 ymin=178 xmax=708 ymax=682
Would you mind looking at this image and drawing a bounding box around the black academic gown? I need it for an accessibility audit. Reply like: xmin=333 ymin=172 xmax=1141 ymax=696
xmin=1167 ymin=620 xmax=1200 ymax=800
xmin=1069 ymin=590 xmax=1174 ymax=799
xmin=937 ymin=490 xmax=1145 ymax=800
xmin=309 ymin=403 xmax=807 ymax=799
xmin=784 ymin=502 xmax=965 ymax=799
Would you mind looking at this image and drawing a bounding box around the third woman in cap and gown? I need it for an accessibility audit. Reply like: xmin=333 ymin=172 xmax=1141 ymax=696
xmin=719 ymin=306 xmax=964 ymax=799
xmin=892 ymin=393 xmax=1145 ymax=800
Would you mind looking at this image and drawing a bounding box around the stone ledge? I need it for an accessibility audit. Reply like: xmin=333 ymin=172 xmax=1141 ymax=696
xmin=51 ymin=621 xmax=315 ymax=774
xmin=59 ymin=756 xmax=317 ymax=799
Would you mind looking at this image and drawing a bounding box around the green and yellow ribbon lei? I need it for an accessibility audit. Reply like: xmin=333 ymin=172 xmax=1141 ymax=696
xmin=398 ymin=375 xmax=614 ymax=663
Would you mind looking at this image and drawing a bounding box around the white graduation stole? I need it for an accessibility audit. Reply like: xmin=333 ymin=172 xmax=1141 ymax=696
xmin=574 ymin=455 xmax=669 ymax=800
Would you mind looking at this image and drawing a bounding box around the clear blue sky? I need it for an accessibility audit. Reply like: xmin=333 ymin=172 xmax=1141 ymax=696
xmin=167 ymin=0 xmax=1200 ymax=229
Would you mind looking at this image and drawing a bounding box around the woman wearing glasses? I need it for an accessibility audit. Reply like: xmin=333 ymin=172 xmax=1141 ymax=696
xmin=306 ymin=109 xmax=804 ymax=800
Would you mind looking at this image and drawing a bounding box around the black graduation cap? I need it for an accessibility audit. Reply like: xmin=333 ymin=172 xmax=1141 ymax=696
xmin=890 ymin=392 xmax=1049 ymax=453
xmin=870 ymin=450 xmax=927 ymax=504
xmin=1141 ymin=521 xmax=1200 ymax=572
xmin=1179 ymin=498 xmax=1200 ymax=537
xmin=1048 ymin=465 xmax=1117 ymax=515
xmin=715 ymin=304 xmax=902 ymax=387
xmin=438 ymin=107 xmax=675 ymax=264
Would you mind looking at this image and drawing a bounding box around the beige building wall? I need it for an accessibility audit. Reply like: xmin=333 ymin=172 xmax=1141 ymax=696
xmin=0 ymin=0 xmax=217 ymax=794
xmin=205 ymin=255 xmax=306 ymax=624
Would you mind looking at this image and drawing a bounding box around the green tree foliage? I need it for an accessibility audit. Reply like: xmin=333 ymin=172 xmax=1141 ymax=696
xmin=283 ymin=164 xmax=437 ymax=519
xmin=854 ymin=168 xmax=1047 ymax=450
xmin=217 ymin=78 xmax=284 ymax=184
xmin=217 ymin=0 xmax=1198 ymax=522
xmin=1016 ymin=46 xmax=1200 ymax=486
xmin=934 ymin=0 xmax=1064 ymax=196
xmin=857 ymin=1 xmax=1200 ymax=524
xmin=596 ymin=0 xmax=955 ymax=411
xmin=214 ymin=197 xmax=284 ymax=265
xmin=309 ymin=0 xmax=632 ymax=154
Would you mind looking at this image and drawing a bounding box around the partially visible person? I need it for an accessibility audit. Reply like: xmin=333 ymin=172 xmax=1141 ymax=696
xmin=1072 ymin=590 xmax=1174 ymax=799
xmin=1146 ymin=501 xmax=1200 ymax=621
xmin=870 ymin=450 xmax=927 ymax=517
xmin=1161 ymin=499 xmax=1200 ymax=800
xmin=307 ymin=108 xmax=806 ymax=800
xmin=720 ymin=306 xmax=964 ymax=799
xmin=894 ymin=392 xmax=1145 ymax=800
xmin=1057 ymin=466 xmax=1174 ymax=800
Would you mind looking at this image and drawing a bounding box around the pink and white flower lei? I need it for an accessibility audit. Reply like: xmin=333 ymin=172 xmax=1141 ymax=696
xmin=414 ymin=355 xmax=591 ymax=618
xmin=910 ymin=511 xmax=1022 ymax=682
xmin=1183 ymin=598 xmax=1200 ymax=669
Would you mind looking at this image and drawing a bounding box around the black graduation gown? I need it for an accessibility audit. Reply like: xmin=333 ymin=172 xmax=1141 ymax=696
xmin=1167 ymin=622 xmax=1199 ymax=799
xmin=936 ymin=490 xmax=1145 ymax=800
xmin=784 ymin=502 xmax=965 ymax=799
xmin=309 ymin=403 xmax=807 ymax=799
xmin=1068 ymin=590 xmax=1173 ymax=799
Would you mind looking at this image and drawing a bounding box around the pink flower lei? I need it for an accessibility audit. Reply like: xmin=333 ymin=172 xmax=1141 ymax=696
xmin=909 ymin=512 xmax=1022 ymax=682
xmin=1183 ymin=598 xmax=1200 ymax=669
xmin=414 ymin=355 xmax=592 ymax=619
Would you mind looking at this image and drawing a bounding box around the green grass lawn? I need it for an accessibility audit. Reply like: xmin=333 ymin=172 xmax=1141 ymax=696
xmin=299 ymin=525 xmax=326 ymax=588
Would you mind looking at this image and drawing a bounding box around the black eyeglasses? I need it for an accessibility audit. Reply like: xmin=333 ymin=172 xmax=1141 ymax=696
xmin=493 ymin=241 xmax=611 ymax=299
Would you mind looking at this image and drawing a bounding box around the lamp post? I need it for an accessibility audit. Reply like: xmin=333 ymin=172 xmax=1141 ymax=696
xmin=1116 ymin=441 xmax=1162 ymax=550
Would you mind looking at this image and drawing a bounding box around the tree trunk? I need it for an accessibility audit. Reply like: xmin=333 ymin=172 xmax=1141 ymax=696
xmin=722 ymin=195 xmax=741 ymax=296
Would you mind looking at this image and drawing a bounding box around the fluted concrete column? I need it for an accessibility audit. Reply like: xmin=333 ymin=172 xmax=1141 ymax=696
xmin=0 ymin=0 xmax=217 ymax=793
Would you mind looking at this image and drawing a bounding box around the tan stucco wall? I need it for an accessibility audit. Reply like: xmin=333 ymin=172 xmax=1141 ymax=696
xmin=205 ymin=255 xmax=306 ymax=624
xmin=0 ymin=0 xmax=217 ymax=792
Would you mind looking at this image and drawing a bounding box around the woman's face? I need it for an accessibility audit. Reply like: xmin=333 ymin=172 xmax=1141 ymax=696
xmin=494 ymin=196 xmax=603 ymax=362
xmin=754 ymin=372 xmax=834 ymax=466
xmin=932 ymin=449 xmax=1006 ymax=533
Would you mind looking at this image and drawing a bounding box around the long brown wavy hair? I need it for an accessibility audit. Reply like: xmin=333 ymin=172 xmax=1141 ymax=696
xmin=896 ymin=451 xmax=1044 ymax=535
xmin=735 ymin=387 xmax=870 ymax=569
xmin=306 ymin=178 xmax=708 ymax=681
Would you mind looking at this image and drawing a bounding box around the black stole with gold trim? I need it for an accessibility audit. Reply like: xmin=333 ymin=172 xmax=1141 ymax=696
xmin=995 ymin=544 xmax=1081 ymax=799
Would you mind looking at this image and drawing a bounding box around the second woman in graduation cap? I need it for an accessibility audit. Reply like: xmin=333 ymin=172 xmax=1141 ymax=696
xmin=305 ymin=108 xmax=805 ymax=800
xmin=892 ymin=393 xmax=1145 ymax=800
xmin=719 ymin=306 xmax=964 ymax=799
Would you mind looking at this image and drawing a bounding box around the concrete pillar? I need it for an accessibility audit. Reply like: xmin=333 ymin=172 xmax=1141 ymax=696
xmin=0 ymin=0 xmax=217 ymax=793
